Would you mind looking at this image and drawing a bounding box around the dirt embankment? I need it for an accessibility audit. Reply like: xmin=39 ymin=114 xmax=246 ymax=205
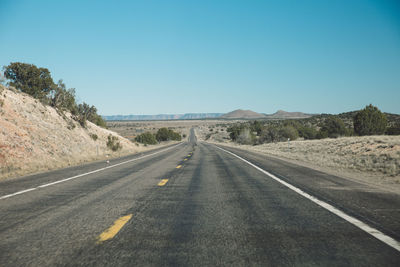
xmin=0 ymin=85 xmax=175 ymax=180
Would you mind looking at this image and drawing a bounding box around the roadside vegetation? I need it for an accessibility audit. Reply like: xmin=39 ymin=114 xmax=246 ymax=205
xmin=227 ymin=104 xmax=399 ymax=145
xmin=135 ymin=127 xmax=182 ymax=145
xmin=2 ymin=62 xmax=106 ymax=128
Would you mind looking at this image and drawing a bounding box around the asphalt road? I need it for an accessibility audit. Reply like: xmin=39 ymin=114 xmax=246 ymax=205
xmin=1 ymin=128 xmax=399 ymax=266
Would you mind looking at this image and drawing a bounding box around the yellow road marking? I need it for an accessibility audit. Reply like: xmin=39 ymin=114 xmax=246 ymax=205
xmin=97 ymin=214 xmax=132 ymax=244
xmin=158 ymin=179 xmax=169 ymax=186
xmin=176 ymin=165 xmax=182 ymax=169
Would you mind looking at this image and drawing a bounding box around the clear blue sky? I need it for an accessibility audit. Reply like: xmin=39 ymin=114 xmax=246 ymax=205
xmin=1 ymin=0 xmax=399 ymax=115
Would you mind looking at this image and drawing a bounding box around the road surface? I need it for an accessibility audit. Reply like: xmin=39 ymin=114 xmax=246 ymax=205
xmin=1 ymin=128 xmax=399 ymax=266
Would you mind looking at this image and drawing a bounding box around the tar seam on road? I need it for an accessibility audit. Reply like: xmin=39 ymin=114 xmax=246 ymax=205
xmin=0 ymin=143 xmax=184 ymax=200
xmin=215 ymin=145 xmax=400 ymax=253
xmin=97 ymin=214 xmax=133 ymax=244
xmin=158 ymin=179 xmax=169 ymax=186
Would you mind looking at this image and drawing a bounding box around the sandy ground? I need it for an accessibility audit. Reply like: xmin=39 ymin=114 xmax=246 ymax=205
xmin=196 ymin=127 xmax=400 ymax=193
xmin=0 ymin=86 xmax=178 ymax=180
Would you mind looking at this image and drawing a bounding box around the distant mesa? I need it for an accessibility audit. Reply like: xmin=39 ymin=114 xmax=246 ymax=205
xmin=220 ymin=109 xmax=267 ymax=119
xmin=265 ymin=110 xmax=313 ymax=119
xmin=103 ymin=109 xmax=314 ymax=121
xmin=220 ymin=109 xmax=313 ymax=119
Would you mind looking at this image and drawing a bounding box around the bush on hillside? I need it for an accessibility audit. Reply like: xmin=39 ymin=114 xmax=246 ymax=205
xmin=106 ymin=135 xmax=122 ymax=151
xmin=3 ymin=62 xmax=55 ymax=102
xmin=49 ymin=80 xmax=77 ymax=113
xmin=3 ymin=62 xmax=107 ymax=128
xmin=353 ymin=104 xmax=387 ymax=136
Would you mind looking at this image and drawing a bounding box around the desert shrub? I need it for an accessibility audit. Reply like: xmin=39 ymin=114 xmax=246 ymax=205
xmin=90 ymin=133 xmax=98 ymax=141
xmin=354 ymin=104 xmax=387 ymax=136
xmin=320 ymin=116 xmax=348 ymax=138
xmin=316 ymin=130 xmax=329 ymax=139
xmin=279 ymin=126 xmax=299 ymax=141
xmin=156 ymin=128 xmax=181 ymax=142
xmin=259 ymin=126 xmax=280 ymax=143
xmin=183 ymin=134 xmax=187 ymax=138
xmin=106 ymin=135 xmax=122 ymax=151
xmin=298 ymin=126 xmax=318 ymax=140
xmin=237 ymin=128 xmax=256 ymax=145
xmin=250 ymin=120 xmax=263 ymax=135
xmin=227 ymin=124 xmax=248 ymax=141
xmin=156 ymin=128 xmax=170 ymax=141
xmin=135 ymin=132 xmax=157 ymax=145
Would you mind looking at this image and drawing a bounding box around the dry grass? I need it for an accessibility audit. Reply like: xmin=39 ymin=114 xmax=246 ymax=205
xmin=0 ymin=85 xmax=176 ymax=180
xmin=205 ymin=132 xmax=400 ymax=191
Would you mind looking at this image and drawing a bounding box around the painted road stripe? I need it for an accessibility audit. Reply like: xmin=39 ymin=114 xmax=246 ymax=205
xmin=215 ymin=145 xmax=400 ymax=253
xmin=97 ymin=214 xmax=133 ymax=244
xmin=176 ymin=165 xmax=182 ymax=169
xmin=158 ymin=179 xmax=169 ymax=186
xmin=0 ymin=143 xmax=184 ymax=200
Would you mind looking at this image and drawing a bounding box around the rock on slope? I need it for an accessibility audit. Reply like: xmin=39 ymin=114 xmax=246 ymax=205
xmin=0 ymin=85 xmax=147 ymax=180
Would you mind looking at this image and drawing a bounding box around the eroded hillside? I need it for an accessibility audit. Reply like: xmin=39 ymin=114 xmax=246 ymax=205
xmin=0 ymin=85 xmax=155 ymax=179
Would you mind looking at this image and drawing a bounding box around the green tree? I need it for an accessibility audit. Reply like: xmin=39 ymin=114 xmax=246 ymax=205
xmin=156 ymin=128 xmax=170 ymax=141
xmin=279 ymin=126 xmax=299 ymax=141
xmin=250 ymin=120 xmax=263 ymax=135
xmin=4 ymin=62 xmax=55 ymax=101
xmin=135 ymin=132 xmax=157 ymax=145
xmin=298 ymin=126 xmax=318 ymax=140
xmin=155 ymin=128 xmax=181 ymax=142
xmin=353 ymin=104 xmax=387 ymax=136
xmin=321 ymin=116 xmax=348 ymax=138
xmin=237 ymin=128 xmax=256 ymax=145
xmin=49 ymin=79 xmax=77 ymax=113
xmin=259 ymin=126 xmax=280 ymax=143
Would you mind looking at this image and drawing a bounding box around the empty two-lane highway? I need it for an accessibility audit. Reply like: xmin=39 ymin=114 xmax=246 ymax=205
xmin=1 ymin=129 xmax=399 ymax=266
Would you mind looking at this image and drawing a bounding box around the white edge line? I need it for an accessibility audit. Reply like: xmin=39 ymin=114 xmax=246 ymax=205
xmin=0 ymin=143 xmax=184 ymax=200
xmin=215 ymin=145 xmax=400 ymax=253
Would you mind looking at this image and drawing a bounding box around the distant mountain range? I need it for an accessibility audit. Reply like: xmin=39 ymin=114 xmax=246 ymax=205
xmin=103 ymin=109 xmax=314 ymax=121
xmin=103 ymin=113 xmax=224 ymax=121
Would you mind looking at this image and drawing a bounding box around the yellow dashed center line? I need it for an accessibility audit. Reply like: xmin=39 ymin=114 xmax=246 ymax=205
xmin=97 ymin=214 xmax=132 ymax=244
xmin=176 ymin=165 xmax=182 ymax=169
xmin=158 ymin=179 xmax=169 ymax=186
